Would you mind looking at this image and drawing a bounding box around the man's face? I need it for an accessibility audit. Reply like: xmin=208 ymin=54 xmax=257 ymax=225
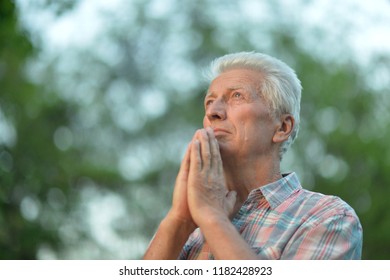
xmin=203 ymin=68 xmax=279 ymax=161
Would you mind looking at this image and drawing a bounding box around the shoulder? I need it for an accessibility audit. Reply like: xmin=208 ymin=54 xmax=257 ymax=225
xmin=303 ymin=189 xmax=356 ymax=213
xmin=290 ymin=188 xmax=360 ymax=226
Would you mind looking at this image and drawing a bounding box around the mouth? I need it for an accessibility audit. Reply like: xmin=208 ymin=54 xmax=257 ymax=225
xmin=213 ymin=128 xmax=230 ymax=135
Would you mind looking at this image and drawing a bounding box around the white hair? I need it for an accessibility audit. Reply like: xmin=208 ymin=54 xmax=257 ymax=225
xmin=205 ymin=51 xmax=302 ymax=159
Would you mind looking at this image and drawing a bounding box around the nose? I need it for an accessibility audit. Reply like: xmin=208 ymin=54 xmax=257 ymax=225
xmin=206 ymin=98 xmax=226 ymax=122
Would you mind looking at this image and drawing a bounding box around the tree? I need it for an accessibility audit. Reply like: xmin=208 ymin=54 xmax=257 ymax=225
xmin=0 ymin=0 xmax=125 ymax=259
xmin=2 ymin=0 xmax=389 ymax=259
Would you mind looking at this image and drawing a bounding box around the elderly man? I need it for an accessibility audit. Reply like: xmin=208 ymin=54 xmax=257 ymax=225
xmin=143 ymin=52 xmax=362 ymax=260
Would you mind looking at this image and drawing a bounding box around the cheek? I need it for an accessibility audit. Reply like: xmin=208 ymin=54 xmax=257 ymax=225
xmin=203 ymin=116 xmax=210 ymax=128
xmin=242 ymin=118 xmax=266 ymax=143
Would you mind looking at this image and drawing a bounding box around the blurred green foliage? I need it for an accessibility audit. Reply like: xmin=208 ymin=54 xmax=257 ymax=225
xmin=1 ymin=0 xmax=389 ymax=259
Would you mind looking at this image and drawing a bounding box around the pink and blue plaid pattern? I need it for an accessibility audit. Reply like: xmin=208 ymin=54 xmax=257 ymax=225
xmin=179 ymin=172 xmax=362 ymax=259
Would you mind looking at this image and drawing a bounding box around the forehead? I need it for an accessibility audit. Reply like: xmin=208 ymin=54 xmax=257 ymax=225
xmin=207 ymin=68 xmax=263 ymax=94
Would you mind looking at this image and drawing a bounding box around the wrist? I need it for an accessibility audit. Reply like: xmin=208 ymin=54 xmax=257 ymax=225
xmin=164 ymin=210 xmax=197 ymax=234
xmin=196 ymin=211 xmax=231 ymax=230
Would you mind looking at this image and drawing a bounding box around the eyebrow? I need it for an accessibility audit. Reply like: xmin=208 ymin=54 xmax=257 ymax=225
xmin=206 ymin=86 xmax=245 ymax=97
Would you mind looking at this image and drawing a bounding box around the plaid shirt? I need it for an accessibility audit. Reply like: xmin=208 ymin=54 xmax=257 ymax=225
xmin=179 ymin=172 xmax=363 ymax=259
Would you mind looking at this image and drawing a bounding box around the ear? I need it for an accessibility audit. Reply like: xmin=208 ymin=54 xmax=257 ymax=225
xmin=272 ymin=114 xmax=294 ymax=144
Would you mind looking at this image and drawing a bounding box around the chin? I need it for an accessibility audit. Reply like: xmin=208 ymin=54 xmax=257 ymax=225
xmin=217 ymin=142 xmax=234 ymax=158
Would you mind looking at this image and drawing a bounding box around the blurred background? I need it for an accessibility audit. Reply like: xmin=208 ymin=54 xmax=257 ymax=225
xmin=1 ymin=0 xmax=390 ymax=260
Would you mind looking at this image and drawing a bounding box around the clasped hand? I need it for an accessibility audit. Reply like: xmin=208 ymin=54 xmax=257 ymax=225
xmin=170 ymin=127 xmax=237 ymax=229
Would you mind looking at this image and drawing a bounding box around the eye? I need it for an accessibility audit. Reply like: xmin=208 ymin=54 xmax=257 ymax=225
xmin=232 ymin=92 xmax=243 ymax=99
xmin=205 ymin=99 xmax=214 ymax=107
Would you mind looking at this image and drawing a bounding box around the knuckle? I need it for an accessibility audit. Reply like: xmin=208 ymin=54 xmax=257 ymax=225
xmin=203 ymin=151 xmax=211 ymax=159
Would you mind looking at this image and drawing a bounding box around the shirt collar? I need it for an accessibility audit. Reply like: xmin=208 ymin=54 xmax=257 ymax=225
xmin=246 ymin=172 xmax=302 ymax=210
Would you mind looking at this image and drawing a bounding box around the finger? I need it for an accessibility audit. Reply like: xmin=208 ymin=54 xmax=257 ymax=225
xmin=190 ymin=139 xmax=202 ymax=174
xmin=196 ymin=129 xmax=211 ymax=170
xmin=207 ymin=127 xmax=223 ymax=172
xmin=177 ymin=143 xmax=191 ymax=181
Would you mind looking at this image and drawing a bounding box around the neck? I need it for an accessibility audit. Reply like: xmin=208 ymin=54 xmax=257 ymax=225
xmin=222 ymin=154 xmax=282 ymax=203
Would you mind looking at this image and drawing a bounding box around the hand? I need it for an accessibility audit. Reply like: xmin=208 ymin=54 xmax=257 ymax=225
xmin=168 ymin=144 xmax=196 ymax=229
xmin=187 ymin=127 xmax=237 ymax=227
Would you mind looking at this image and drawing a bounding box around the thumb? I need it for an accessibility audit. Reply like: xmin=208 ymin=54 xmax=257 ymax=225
xmin=225 ymin=191 xmax=237 ymax=216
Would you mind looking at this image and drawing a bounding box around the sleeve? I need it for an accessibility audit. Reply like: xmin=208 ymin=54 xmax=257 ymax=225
xmin=178 ymin=240 xmax=191 ymax=260
xmin=178 ymin=228 xmax=202 ymax=260
xmin=282 ymin=213 xmax=363 ymax=259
